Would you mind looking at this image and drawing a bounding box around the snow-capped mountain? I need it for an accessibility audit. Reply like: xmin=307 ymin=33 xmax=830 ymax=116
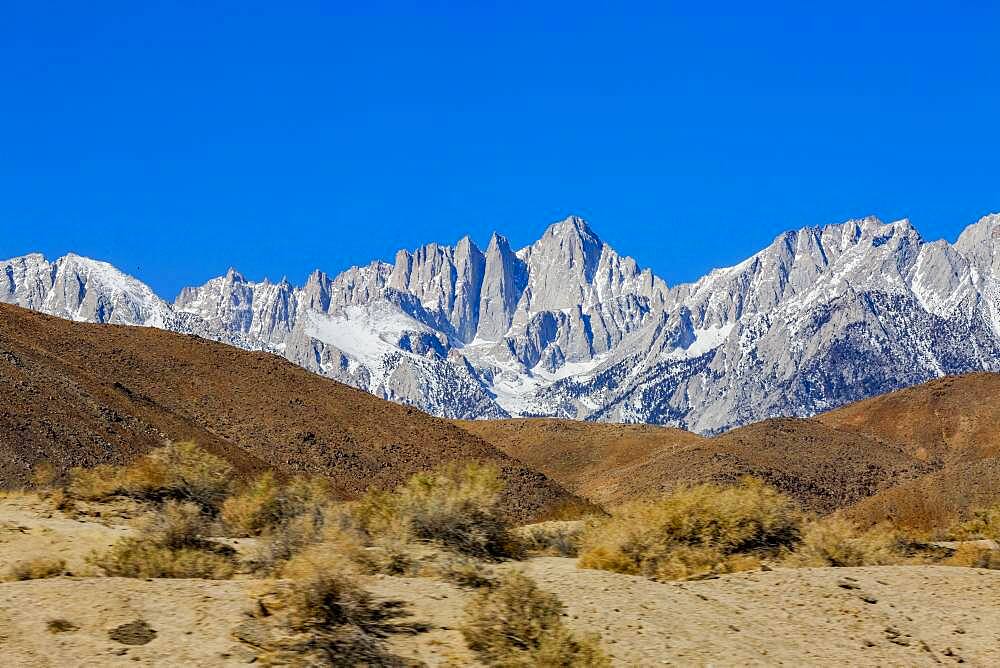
xmin=4 ymin=213 xmax=1000 ymax=433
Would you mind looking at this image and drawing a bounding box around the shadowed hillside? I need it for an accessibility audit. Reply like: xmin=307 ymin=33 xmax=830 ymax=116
xmin=0 ymin=303 xmax=581 ymax=522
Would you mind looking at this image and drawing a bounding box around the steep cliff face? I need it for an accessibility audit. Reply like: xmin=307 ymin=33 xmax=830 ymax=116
xmin=5 ymin=212 xmax=1000 ymax=433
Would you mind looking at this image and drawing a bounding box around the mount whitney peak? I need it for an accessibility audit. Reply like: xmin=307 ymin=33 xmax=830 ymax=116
xmin=4 ymin=213 xmax=1000 ymax=434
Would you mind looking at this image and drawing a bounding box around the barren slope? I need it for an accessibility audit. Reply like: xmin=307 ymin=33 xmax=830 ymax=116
xmin=818 ymin=372 xmax=1000 ymax=463
xmin=0 ymin=304 xmax=578 ymax=522
xmin=459 ymin=417 xmax=931 ymax=513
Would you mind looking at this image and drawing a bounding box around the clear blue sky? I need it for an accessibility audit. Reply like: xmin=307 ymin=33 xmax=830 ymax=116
xmin=2 ymin=1 xmax=998 ymax=298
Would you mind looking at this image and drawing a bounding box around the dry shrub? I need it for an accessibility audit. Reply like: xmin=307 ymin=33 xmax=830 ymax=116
xmin=68 ymin=442 xmax=233 ymax=512
xmin=255 ymin=554 xmax=415 ymax=666
xmin=30 ymin=462 xmax=58 ymax=488
xmin=461 ymin=571 xmax=609 ymax=667
xmin=222 ymin=473 xmax=331 ymax=538
xmin=355 ymin=462 xmax=521 ymax=560
xmin=784 ymin=516 xmax=902 ymax=567
xmin=8 ymin=557 xmax=66 ymax=581
xmin=579 ymin=478 xmax=801 ymax=580
xmin=941 ymin=543 xmax=1000 ymax=569
xmin=93 ymin=542 xmax=235 ymax=579
xmin=948 ymin=504 xmax=1000 ymax=541
xmin=252 ymin=506 xmax=328 ymax=573
xmin=67 ymin=464 xmax=121 ymax=500
xmin=90 ymin=500 xmax=235 ymax=579
xmin=516 ymin=521 xmax=584 ymax=557
xmin=354 ymin=538 xmax=417 ymax=576
xmin=428 ymin=554 xmax=495 ymax=589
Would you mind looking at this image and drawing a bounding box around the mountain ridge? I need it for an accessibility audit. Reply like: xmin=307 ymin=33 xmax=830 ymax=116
xmin=5 ymin=212 xmax=1000 ymax=433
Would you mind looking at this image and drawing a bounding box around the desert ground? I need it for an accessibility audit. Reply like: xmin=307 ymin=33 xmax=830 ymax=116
xmin=1 ymin=494 xmax=998 ymax=667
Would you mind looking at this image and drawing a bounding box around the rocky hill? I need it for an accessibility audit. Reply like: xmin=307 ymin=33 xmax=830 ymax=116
xmin=0 ymin=303 xmax=580 ymax=522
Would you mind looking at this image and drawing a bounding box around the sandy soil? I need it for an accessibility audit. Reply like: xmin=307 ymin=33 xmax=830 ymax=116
xmin=2 ymin=495 xmax=999 ymax=666
xmin=0 ymin=493 xmax=132 ymax=576
xmin=514 ymin=558 xmax=1000 ymax=666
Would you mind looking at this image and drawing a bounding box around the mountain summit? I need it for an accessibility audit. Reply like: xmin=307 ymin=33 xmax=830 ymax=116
xmin=5 ymin=213 xmax=1000 ymax=433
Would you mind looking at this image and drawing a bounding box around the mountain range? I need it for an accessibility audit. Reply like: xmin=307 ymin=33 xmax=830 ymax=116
xmin=4 ymin=212 xmax=1000 ymax=433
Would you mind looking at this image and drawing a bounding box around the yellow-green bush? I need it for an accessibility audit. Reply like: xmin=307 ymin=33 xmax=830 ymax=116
xmin=68 ymin=442 xmax=233 ymax=512
xmin=948 ymin=504 xmax=1000 ymax=541
xmin=92 ymin=541 xmax=235 ymax=579
xmin=222 ymin=473 xmax=331 ymax=538
xmin=461 ymin=571 xmax=609 ymax=667
xmin=89 ymin=500 xmax=235 ymax=579
xmin=8 ymin=557 xmax=66 ymax=581
xmin=942 ymin=543 xmax=1000 ymax=569
xmin=579 ymin=478 xmax=802 ymax=580
xmin=355 ymin=462 xmax=521 ymax=560
xmin=784 ymin=516 xmax=902 ymax=567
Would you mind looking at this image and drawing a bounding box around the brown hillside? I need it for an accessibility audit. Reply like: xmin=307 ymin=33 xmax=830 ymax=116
xmin=844 ymin=458 xmax=1000 ymax=531
xmin=816 ymin=373 xmax=1000 ymax=530
xmin=0 ymin=304 xmax=580 ymax=522
xmin=455 ymin=419 xmax=705 ymax=506
xmin=457 ymin=417 xmax=931 ymax=513
xmin=818 ymin=372 xmax=1000 ymax=463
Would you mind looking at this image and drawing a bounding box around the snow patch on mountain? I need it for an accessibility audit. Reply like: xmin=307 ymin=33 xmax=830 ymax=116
xmin=5 ymin=211 xmax=1000 ymax=433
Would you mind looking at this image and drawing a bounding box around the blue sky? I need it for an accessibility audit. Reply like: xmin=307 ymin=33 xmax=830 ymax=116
xmin=2 ymin=1 xmax=998 ymax=298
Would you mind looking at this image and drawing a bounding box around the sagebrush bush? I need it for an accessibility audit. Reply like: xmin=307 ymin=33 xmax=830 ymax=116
xmin=355 ymin=462 xmax=521 ymax=560
xmin=90 ymin=500 xmax=236 ymax=579
xmin=784 ymin=516 xmax=902 ymax=567
xmin=461 ymin=571 xmax=609 ymax=667
xmin=257 ymin=554 xmax=414 ymax=666
xmin=947 ymin=504 xmax=1000 ymax=541
xmin=8 ymin=557 xmax=66 ymax=581
xmin=222 ymin=473 xmax=331 ymax=538
xmin=68 ymin=442 xmax=233 ymax=512
xmin=430 ymin=554 xmax=495 ymax=589
xmin=516 ymin=521 xmax=585 ymax=557
xmin=30 ymin=462 xmax=58 ymax=488
xmin=252 ymin=505 xmax=328 ymax=573
xmin=579 ymin=478 xmax=802 ymax=580
xmin=92 ymin=541 xmax=236 ymax=579
xmin=941 ymin=543 xmax=1000 ymax=569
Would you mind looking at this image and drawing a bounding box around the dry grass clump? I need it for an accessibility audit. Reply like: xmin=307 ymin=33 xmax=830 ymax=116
xmin=253 ymin=554 xmax=416 ymax=666
xmin=8 ymin=557 xmax=66 ymax=581
xmin=947 ymin=504 xmax=1000 ymax=541
xmin=427 ymin=554 xmax=495 ymax=589
xmin=30 ymin=461 xmax=59 ymax=488
xmin=784 ymin=516 xmax=903 ymax=567
xmin=942 ymin=543 xmax=1000 ymax=569
xmin=461 ymin=571 xmax=609 ymax=667
xmin=90 ymin=500 xmax=235 ymax=579
xmin=516 ymin=520 xmax=585 ymax=557
xmin=67 ymin=442 xmax=233 ymax=512
xmin=579 ymin=478 xmax=802 ymax=580
xmin=355 ymin=462 xmax=522 ymax=560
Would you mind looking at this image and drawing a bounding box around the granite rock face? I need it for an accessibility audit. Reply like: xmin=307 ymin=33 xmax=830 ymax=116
xmin=5 ymin=213 xmax=1000 ymax=433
